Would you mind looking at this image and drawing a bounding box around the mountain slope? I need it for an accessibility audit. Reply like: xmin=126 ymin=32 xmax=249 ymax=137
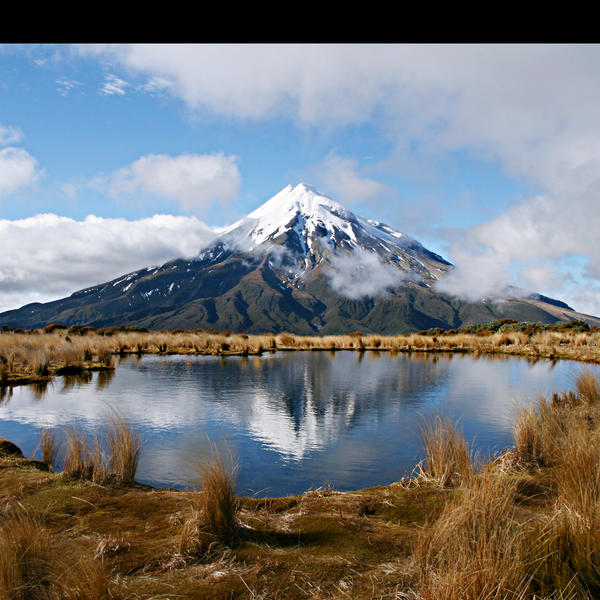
xmin=2 ymin=184 xmax=598 ymax=333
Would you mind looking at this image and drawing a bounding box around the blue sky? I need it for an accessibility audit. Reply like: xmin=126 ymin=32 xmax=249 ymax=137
xmin=1 ymin=44 xmax=599 ymax=315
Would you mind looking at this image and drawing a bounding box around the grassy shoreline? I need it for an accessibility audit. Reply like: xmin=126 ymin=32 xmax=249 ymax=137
xmin=1 ymin=319 xmax=599 ymax=387
xmin=2 ymin=377 xmax=600 ymax=597
xmin=4 ymin=322 xmax=600 ymax=597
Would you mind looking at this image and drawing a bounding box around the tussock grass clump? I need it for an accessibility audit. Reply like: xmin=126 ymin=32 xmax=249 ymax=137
xmin=194 ymin=445 xmax=240 ymax=545
xmin=524 ymin=424 xmax=600 ymax=596
xmin=27 ymin=349 xmax=50 ymax=376
xmin=106 ymin=415 xmax=141 ymax=484
xmin=514 ymin=369 xmax=600 ymax=468
xmin=168 ymin=444 xmax=239 ymax=567
xmin=170 ymin=507 xmax=231 ymax=568
xmin=418 ymin=415 xmax=475 ymax=487
xmin=576 ymin=368 xmax=600 ymax=405
xmin=415 ymin=475 xmax=531 ymax=600
xmin=174 ymin=508 xmax=203 ymax=557
xmin=39 ymin=429 xmax=59 ymax=470
xmin=513 ymin=396 xmax=568 ymax=467
xmin=62 ymin=416 xmax=140 ymax=484
xmin=0 ymin=510 xmax=54 ymax=598
xmin=63 ymin=428 xmax=107 ymax=482
xmin=532 ymin=428 xmax=600 ymax=595
xmin=0 ymin=509 xmax=117 ymax=600
xmin=554 ymin=424 xmax=600 ymax=528
xmin=277 ymin=333 xmax=295 ymax=347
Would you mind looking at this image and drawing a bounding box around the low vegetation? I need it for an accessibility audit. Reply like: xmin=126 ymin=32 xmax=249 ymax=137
xmin=60 ymin=416 xmax=140 ymax=484
xmin=0 ymin=508 xmax=117 ymax=600
xmin=3 ymin=370 xmax=600 ymax=597
xmin=194 ymin=445 xmax=240 ymax=545
xmin=417 ymin=414 xmax=475 ymax=487
xmin=1 ymin=319 xmax=600 ymax=388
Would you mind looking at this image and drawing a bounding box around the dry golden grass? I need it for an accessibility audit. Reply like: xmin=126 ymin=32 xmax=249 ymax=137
xmin=39 ymin=429 xmax=59 ymax=470
xmin=414 ymin=471 xmax=593 ymax=599
xmin=413 ymin=369 xmax=600 ymax=599
xmin=533 ymin=427 xmax=600 ymax=594
xmin=62 ymin=428 xmax=107 ymax=482
xmin=0 ymin=509 xmax=117 ymax=600
xmin=514 ymin=369 xmax=600 ymax=468
xmin=554 ymin=424 xmax=600 ymax=528
xmin=106 ymin=415 xmax=141 ymax=484
xmin=2 ymin=327 xmax=600 ymax=387
xmin=417 ymin=414 xmax=475 ymax=487
xmin=61 ymin=415 xmax=140 ymax=484
xmin=575 ymin=367 xmax=600 ymax=404
xmin=414 ymin=475 xmax=532 ymax=600
xmin=513 ymin=396 xmax=568 ymax=467
xmin=194 ymin=444 xmax=240 ymax=545
xmin=174 ymin=508 xmax=203 ymax=557
xmin=0 ymin=510 xmax=55 ymax=599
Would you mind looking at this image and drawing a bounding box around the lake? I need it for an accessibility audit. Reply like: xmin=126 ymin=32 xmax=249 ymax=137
xmin=1 ymin=351 xmax=597 ymax=497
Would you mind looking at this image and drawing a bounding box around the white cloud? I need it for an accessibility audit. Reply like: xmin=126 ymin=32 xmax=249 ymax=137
xmin=435 ymin=188 xmax=600 ymax=314
xmin=317 ymin=154 xmax=390 ymax=204
xmin=0 ymin=124 xmax=23 ymax=145
xmin=79 ymin=44 xmax=398 ymax=123
xmin=99 ymin=73 xmax=129 ymax=96
xmin=435 ymin=245 xmax=514 ymax=302
xmin=0 ymin=213 xmax=217 ymax=312
xmin=138 ymin=76 xmax=174 ymax=96
xmin=518 ymin=264 xmax=566 ymax=294
xmin=561 ymin=283 xmax=600 ymax=317
xmin=326 ymin=247 xmax=411 ymax=299
xmin=56 ymin=77 xmax=82 ymax=96
xmin=108 ymin=152 xmax=240 ymax=213
xmin=0 ymin=147 xmax=41 ymax=195
xmin=60 ymin=182 xmax=79 ymax=199
xmin=79 ymin=45 xmax=600 ymax=149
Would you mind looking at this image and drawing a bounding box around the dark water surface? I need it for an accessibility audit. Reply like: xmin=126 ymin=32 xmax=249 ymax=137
xmin=1 ymin=351 xmax=598 ymax=497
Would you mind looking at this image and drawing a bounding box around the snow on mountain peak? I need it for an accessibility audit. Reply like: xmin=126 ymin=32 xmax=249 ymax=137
xmin=210 ymin=183 xmax=451 ymax=287
xmin=244 ymin=183 xmax=349 ymax=237
xmin=222 ymin=183 xmax=359 ymax=248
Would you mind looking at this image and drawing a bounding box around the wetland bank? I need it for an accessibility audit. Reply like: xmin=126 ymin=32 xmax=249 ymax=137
xmin=3 ymin=322 xmax=600 ymax=599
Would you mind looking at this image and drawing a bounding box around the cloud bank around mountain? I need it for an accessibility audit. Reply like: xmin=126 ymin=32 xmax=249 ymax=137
xmin=0 ymin=214 xmax=217 ymax=312
xmin=326 ymin=248 xmax=414 ymax=300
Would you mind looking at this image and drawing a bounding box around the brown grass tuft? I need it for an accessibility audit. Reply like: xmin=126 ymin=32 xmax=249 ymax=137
xmin=532 ymin=422 xmax=600 ymax=594
xmin=62 ymin=427 xmax=107 ymax=482
xmin=513 ymin=396 xmax=567 ymax=467
xmin=414 ymin=475 xmax=530 ymax=600
xmin=39 ymin=429 xmax=59 ymax=470
xmin=576 ymin=368 xmax=600 ymax=405
xmin=417 ymin=415 xmax=475 ymax=487
xmin=61 ymin=416 xmax=140 ymax=484
xmin=0 ymin=510 xmax=54 ymax=599
xmin=0 ymin=509 xmax=117 ymax=600
xmin=106 ymin=415 xmax=141 ymax=484
xmin=194 ymin=444 xmax=240 ymax=544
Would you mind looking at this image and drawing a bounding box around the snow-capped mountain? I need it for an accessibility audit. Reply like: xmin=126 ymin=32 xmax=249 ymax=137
xmin=0 ymin=184 xmax=594 ymax=333
xmin=197 ymin=183 xmax=451 ymax=285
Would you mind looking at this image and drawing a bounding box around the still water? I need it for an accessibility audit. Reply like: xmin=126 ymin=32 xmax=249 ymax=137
xmin=1 ymin=351 xmax=598 ymax=497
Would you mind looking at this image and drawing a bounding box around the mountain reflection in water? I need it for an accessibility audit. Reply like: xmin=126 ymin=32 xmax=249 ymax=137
xmin=1 ymin=351 xmax=597 ymax=496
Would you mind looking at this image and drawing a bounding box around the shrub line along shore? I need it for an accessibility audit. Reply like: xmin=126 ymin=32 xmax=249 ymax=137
xmin=0 ymin=318 xmax=597 ymax=388
xmin=3 ymin=318 xmax=600 ymax=598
